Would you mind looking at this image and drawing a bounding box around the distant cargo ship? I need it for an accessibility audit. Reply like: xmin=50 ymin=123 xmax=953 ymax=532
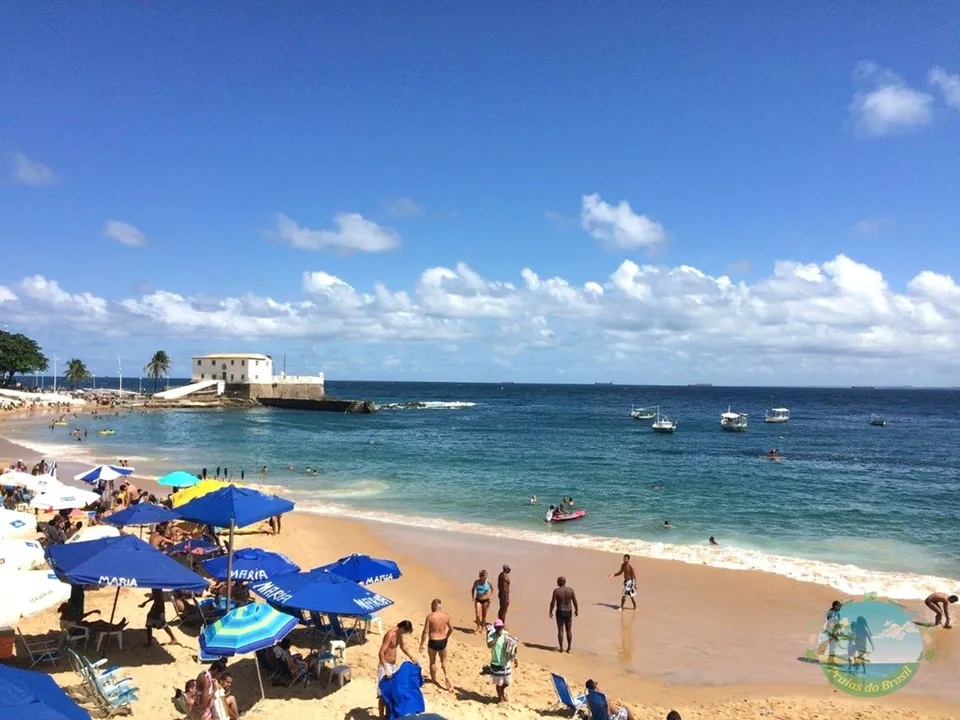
xmin=687 ymin=383 xmax=713 ymax=387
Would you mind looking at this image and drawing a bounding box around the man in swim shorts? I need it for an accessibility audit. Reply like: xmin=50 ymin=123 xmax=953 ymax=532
xmin=378 ymin=620 xmax=415 ymax=719
xmin=497 ymin=564 xmax=511 ymax=623
xmin=549 ymin=576 xmax=579 ymax=652
xmin=420 ymin=599 xmax=452 ymax=689
xmin=609 ymin=554 xmax=637 ymax=610
xmin=925 ymin=592 xmax=959 ymax=629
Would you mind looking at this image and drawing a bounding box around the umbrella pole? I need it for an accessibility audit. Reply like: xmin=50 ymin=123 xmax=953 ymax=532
xmin=108 ymin=586 xmax=120 ymax=624
xmin=256 ymin=655 xmax=266 ymax=701
xmin=225 ymin=520 xmax=236 ymax=613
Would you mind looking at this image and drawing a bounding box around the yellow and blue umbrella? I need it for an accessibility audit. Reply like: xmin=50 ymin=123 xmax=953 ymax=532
xmin=170 ymin=480 xmax=233 ymax=507
xmin=200 ymin=602 xmax=298 ymax=656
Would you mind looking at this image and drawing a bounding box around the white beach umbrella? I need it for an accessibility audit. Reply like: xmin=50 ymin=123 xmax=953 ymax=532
xmin=29 ymin=487 xmax=100 ymax=511
xmin=0 ymin=570 xmax=71 ymax=629
xmin=66 ymin=525 xmax=120 ymax=544
xmin=0 ymin=471 xmax=63 ymax=494
xmin=0 ymin=539 xmax=46 ymax=572
xmin=0 ymin=508 xmax=37 ymax=539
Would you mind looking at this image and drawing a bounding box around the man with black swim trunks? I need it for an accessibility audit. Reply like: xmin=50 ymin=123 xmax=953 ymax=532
xmin=419 ymin=598 xmax=452 ymax=689
xmin=549 ymin=576 xmax=579 ymax=653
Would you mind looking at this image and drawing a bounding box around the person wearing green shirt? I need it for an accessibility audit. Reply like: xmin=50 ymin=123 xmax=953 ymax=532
xmin=486 ymin=619 xmax=518 ymax=703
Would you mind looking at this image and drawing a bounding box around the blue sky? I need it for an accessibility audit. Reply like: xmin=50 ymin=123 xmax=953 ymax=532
xmin=1 ymin=2 xmax=958 ymax=384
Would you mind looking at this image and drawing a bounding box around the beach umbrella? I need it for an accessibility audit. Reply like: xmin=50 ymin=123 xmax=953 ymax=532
xmin=46 ymin=534 xmax=207 ymax=621
xmin=0 ymin=508 xmax=36 ymax=539
xmin=73 ymin=465 xmax=133 ymax=483
xmin=177 ymin=485 xmax=294 ymax=612
xmin=29 ymin=486 xmax=100 ymax=511
xmin=0 ymin=663 xmax=91 ymax=720
xmin=156 ymin=471 xmax=201 ymax=489
xmin=1 ymin=471 xmax=63 ymax=494
xmin=203 ymin=548 xmax=300 ymax=582
xmin=66 ymin=525 xmax=120 ymax=544
xmin=315 ymin=553 xmax=402 ymax=586
xmin=0 ymin=539 xmax=46 ymax=572
xmin=103 ymin=503 xmax=182 ymax=527
xmin=200 ymin=603 xmax=298 ymax=700
xmin=170 ymin=479 xmax=233 ymax=507
xmin=0 ymin=570 xmax=71 ymax=628
xmin=250 ymin=569 xmax=394 ymax=616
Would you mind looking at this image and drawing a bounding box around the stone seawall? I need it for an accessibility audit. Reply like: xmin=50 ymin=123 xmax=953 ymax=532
xmin=257 ymin=397 xmax=377 ymax=413
xmin=223 ymin=382 xmax=326 ymax=401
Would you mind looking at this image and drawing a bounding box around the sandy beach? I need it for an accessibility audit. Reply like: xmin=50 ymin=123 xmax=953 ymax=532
xmin=2 ymin=424 xmax=959 ymax=720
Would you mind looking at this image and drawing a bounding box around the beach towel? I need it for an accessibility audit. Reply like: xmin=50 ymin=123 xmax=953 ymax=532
xmin=378 ymin=662 xmax=425 ymax=719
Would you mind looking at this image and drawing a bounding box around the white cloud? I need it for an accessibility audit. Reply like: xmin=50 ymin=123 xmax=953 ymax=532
xmin=849 ymin=218 xmax=890 ymax=238
xmin=851 ymin=62 xmax=934 ymax=137
xmin=268 ymin=212 xmax=400 ymax=254
xmin=929 ymin=66 xmax=960 ymax=111
xmin=103 ymin=220 xmax=149 ymax=247
xmin=384 ymin=197 xmax=423 ymax=217
xmin=580 ymin=193 xmax=666 ymax=250
xmin=12 ymin=153 xmax=59 ymax=186
xmin=874 ymin=619 xmax=919 ymax=641
xmin=2 ymin=254 xmax=960 ymax=381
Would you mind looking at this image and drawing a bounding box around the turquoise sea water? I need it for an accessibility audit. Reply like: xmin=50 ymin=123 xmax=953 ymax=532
xmin=8 ymin=382 xmax=960 ymax=598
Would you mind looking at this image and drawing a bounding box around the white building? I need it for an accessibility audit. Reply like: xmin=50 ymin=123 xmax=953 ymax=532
xmin=191 ymin=353 xmax=273 ymax=384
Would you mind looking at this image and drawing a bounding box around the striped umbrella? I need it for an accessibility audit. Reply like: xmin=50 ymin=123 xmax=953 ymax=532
xmin=200 ymin=602 xmax=297 ymax=699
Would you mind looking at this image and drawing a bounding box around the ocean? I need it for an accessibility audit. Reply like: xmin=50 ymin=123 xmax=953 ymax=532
xmin=6 ymin=381 xmax=960 ymax=599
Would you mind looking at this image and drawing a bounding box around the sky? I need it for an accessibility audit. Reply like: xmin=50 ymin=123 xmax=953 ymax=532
xmin=1 ymin=2 xmax=959 ymax=385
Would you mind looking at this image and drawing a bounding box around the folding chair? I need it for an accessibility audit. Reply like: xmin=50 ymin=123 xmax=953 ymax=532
xmin=328 ymin=614 xmax=363 ymax=646
xmin=550 ymin=673 xmax=586 ymax=717
xmin=16 ymin=627 xmax=63 ymax=668
xmin=60 ymin=620 xmax=90 ymax=653
xmin=585 ymin=690 xmax=614 ymax=720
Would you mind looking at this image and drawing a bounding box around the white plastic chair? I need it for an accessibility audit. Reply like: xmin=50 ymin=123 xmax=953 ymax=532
xmin=361 ymin=613 xmax=383 ymax=635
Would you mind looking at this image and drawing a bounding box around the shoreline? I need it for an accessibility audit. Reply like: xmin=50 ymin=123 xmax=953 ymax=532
xmin=2 ymin=409 xmax=958 ymax=602
xmin=3 ymin=427 xmax=959 ymax=716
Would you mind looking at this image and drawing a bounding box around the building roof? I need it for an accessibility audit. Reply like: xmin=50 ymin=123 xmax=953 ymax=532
xmin=191 ymin=353 xmax=272 ymax=360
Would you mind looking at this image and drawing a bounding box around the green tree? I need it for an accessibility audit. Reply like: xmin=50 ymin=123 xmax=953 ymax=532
xmin=64 ymin=358 xmax=91 ymax=389
xmin=0 ymin=330 xmax=49 ymax=385
xmin=143 ymin=350 xmax=172 ymax=391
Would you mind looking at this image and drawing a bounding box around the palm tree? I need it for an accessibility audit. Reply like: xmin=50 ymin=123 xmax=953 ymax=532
xmin=64 ymin=358 xmax=91 ymax=389
xmin=143 ymin=350 xmax=172 ymax=391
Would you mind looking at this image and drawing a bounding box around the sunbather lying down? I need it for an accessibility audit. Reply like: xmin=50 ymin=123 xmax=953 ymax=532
xmin=59 ymin=603 xmax=128 ymax=634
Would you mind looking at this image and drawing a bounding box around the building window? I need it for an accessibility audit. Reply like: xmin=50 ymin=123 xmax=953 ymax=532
xmin=230 ymin=374 xmax=234 ymax=381
xmin=255 ymin=360 xmax=259 ymax=366
xmin=201 ymin=373 xmax=205 ymax=379
xmin=241 ymin=360 xmax=245 ymax=366
xmin=231 ymin=359 xmax=235 ymax=366
xmin=211 ymin=359 xmax=215 ymax=366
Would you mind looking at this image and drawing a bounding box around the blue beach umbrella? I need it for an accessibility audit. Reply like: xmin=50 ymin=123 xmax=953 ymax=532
xmin=103 ymin=503 xmax=182 ymax=527
xmin=177 ymin=485 xmax=295 ymax=611
xmin=46 ymin=534 xmax=208 ymax=621
xmin=203 ymin=548 xmax=300 ymax=582
xmin=200 ymin=602 xmax=298 ymax=699
xmin=0 ymin=663 xmax=91 ymax=720
xmin=250 ymin=569 xmax=394 ymax=615
xmin=73 ymin=465 xmax=134 ymax=483
xmin=315 ymin=553 xmax=402 ymax=586
xmin=156 ymin=471 xmax=201 ymax=488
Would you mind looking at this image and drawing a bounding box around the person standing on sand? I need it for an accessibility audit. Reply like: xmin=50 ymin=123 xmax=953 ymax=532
xmin=549 ymin=576 xmax=579 ymax=652
xmin=497 ymin=564 xmax=511 ymax=623
xmin=609 ymin=554 xmax=637 ymax=611
xmin=378 ymin=620 xmax=415 ymax=719
xmin=140 ymin=588 xmax=181 ymax=648
xmin=471 ymin=570 xmax=492 ymax=632
xmin=924 ymin=592 xmax=958 ymax=628
xmin=194 ymin=659 xmax=227 ymax=720
xmin=419 ymin=598 xmax=452 ymax=689
xmin=486 ymin=618 xmax=518 ymax=704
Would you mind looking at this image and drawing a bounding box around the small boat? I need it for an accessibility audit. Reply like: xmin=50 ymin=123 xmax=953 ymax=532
xmin=870 ymin=415 xmax=886 ymax=427
xmin=720 ymin=407 xmax=748 ymax=432
xmin=765 ymin=408 xmax=790 ymax=424
xmin=630 ymin=406 xmax=657 ymax=420
xmin=546 ymin=509 xmax=587 ymax=523
xmin=53 ymin=421 xmax=68 ymax=426
xmin=651 ymin=407 xmax=676 ymax=433
xmin=98 ymin=429 xmax=116 ymax=436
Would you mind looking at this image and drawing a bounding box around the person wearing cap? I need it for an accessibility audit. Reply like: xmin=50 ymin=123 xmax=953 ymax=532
xmin=497 ymin=564 xmax=511 ymax=623
xmin=486 ymin=618 xmax=518 ymax=703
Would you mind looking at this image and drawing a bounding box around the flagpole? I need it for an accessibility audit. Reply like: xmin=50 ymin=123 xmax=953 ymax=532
xmin=118 ymin=355 xmax=122 ymax=397
xmin=53 ymin=355 xmax=57 ymax=393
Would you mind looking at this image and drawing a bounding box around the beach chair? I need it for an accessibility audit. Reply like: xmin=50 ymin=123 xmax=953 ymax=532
xmin=550 ymin=673 xmax=586 ymax=717
xmin=328 ymin=614 xmax=364 ymax=646
xmin=196 ymin=595 xmax=228 ymax=625
xmin=16 ymin=627 xmax=63 ymax=668
xmin=361 ymin=612 xmax=383 ymax=635
xmin=60 ymin=619 xmax=90 ymax=653
xmin=585 ymin=690 xmax=616 ymax=720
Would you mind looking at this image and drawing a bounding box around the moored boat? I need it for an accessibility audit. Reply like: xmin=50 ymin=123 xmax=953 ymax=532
xmin=651 ymin=407 xmax=676 ymax=433
xmin=764 ymin=408 xmax=790 ymax=423
xmin=720 ymin=407 xmax=748 ymax=432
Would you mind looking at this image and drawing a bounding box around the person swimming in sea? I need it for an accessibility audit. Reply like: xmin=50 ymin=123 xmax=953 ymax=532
xmin=709 ymin=536 xmax=718 ymax=546
xmin=663 ymin=520 xmax=673 ymax=530
xmin=529 ymin=495 xmax=537 ymax=504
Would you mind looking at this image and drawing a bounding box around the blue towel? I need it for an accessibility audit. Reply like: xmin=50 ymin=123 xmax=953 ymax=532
xmin=378 ymin=662 xmax=425 ymax=719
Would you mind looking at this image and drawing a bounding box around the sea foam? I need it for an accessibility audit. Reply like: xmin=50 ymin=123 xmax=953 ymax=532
xmin=297 ymin=500 xmax=959 ymax=600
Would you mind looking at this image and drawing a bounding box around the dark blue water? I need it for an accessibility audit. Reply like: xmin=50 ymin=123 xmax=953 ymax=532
xmin=9 ymin=382 xmax=960 ymax=597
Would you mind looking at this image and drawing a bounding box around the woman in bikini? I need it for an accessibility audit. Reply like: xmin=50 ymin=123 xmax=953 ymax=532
xmin=471 ymin=569 xmax=492 ymax=633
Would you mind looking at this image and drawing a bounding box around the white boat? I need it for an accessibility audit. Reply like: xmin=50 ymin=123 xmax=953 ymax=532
xmin=870 ymin=414 xmax=886 ymax=427
xmin=764 ymin=408 xmax=790 ymax=423
xmin=720 ymin=406 xmax=748 ymax=432
xmin=651 ymin=407 xmax=676 ymax=433
xmin=630 ymin=406 xmax=657 ymax=420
